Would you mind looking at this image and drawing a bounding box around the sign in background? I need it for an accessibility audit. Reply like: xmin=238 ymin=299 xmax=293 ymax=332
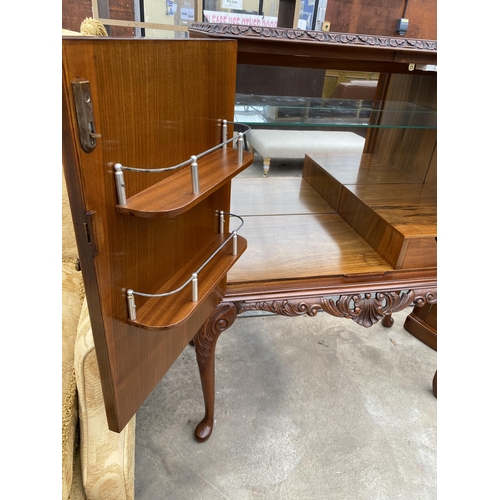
xmin=222 ymin=0 xmax=243 ymax=9
xmin=203 ymin=10 xmax=278 ymax=26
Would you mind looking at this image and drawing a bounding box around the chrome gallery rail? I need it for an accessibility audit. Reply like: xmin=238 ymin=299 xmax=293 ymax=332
xmin=126 ymin=212 xmax=244 ymax=321
xmin=113 ymin=120 xmax=251 ymax=205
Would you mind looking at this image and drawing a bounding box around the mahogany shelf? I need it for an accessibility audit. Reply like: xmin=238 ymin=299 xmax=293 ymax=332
xmin=116 ymin=148 xmax=254 ymax=218
xmin=130 ymin=232 xmax=247 ymax=330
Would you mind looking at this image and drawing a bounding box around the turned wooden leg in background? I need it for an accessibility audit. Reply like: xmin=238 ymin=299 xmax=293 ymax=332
xmin=263 ymin=158 xmax=271 ymax=177
xmin=193 ymin=302 xmax=237 ymax=442
xmin=382 ymin=313 xmax=394 ymax=327
xmin=404 ymin=304 xmax=437 ymax=397
xmin=403 ymin=303 xmax=437 ymax=351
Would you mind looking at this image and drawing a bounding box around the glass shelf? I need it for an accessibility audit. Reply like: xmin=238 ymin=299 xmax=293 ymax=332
xmin=234 ymin=94 xmax=436 ymax=130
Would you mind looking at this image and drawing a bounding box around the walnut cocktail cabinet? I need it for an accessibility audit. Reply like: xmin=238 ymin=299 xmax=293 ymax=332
xmin=62 ymin=38 xmax=253 ymax=432
xmin=63 ymin=32 xmax=437 ymax=440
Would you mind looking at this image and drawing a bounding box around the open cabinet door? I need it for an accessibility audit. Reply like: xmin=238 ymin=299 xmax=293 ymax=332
xmin=62 ymin=38 xmax=252 ymax=433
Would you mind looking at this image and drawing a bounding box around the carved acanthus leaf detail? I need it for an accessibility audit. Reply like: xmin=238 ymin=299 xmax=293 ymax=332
xmin=235 ymin=300 xmax=322 ymax=317
xmin=322 ymin=289 xmax=436 ymax=327
xmin=322 ymin=293 xmax=385 ymax=328
xmin=230 ymin=288 xmax=437 ymax=329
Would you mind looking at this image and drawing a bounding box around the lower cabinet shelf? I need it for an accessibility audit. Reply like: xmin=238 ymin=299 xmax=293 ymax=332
xmin=128 ymin=232 xmax=247 ymax=331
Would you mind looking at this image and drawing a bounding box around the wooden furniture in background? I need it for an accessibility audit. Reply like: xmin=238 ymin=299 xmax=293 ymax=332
xmin=405 ymin=303 xmax=437 ymax=351
xmin=322 ymin=70 xmax=379 ymax=98
xmin=404 ymin=301 xmax=437 ymax=399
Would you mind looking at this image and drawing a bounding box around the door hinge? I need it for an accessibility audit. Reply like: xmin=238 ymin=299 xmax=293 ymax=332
xmin=72 ymin=80 xmax=101 ymax=153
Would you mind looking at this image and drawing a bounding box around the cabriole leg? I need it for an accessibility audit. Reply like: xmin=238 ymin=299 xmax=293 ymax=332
xmin=193 ymin=302 xmax=237 ymax=442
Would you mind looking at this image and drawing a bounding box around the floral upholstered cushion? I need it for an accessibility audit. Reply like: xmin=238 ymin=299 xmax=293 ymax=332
xmin=62 ymin=173 xmax=78 ymax=261
xmin=62 ymin=259 xmax=84 ymax=499
xmin=74 ymin=299 xmax=136 ymax=500
xmin=62 ymin=171 xmax=85 ymax=499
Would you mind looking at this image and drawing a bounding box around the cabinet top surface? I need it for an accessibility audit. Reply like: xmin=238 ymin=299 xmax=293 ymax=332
xmin=189 ymin=23 xmax=437 ymax=72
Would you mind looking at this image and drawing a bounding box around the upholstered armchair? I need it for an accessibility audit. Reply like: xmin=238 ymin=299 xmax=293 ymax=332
xmin=62 ymin=173 xmax=136 ymax=499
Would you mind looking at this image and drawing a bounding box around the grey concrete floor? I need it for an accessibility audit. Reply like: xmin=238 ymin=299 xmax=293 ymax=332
xmin=134 ymin=157 xmax=437 ymax=499
xmin=134 ymin=309 xmax=437 ymax=500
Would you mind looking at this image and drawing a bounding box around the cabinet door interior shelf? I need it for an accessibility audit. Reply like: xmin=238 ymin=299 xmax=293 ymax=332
xmin=128 ymin=231 xmax=247 ymax=330
xmin=116 ymin=148 xmax=254 ymax=218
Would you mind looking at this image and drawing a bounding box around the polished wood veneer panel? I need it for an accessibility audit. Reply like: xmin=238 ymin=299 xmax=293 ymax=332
xmin=62 ymin=38 xmax=242 ymax=432
xmin=227 ymin=213 xmax=392 ymax=283
xmin=303 ymin=153 xmax=421 ymax=211
xmin=302 ymin=152 xmax=436 ymax=269
xmin=339 ymin=183 xmax=436 ymax=269
xmin=305 ymin=153 xmax=422 ymax=185
xmin=344 ymin=183 xmax=437 ymax=235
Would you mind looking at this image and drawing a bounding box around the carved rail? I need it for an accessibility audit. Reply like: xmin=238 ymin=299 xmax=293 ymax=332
xmin=189 ymin=23 xmax=437 ymax=52
xmin=232 ymin=288 xmax=437 ymax=328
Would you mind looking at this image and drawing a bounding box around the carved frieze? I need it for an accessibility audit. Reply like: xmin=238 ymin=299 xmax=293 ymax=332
xmin=189 ymin=23 xmax=437 ymax=52
xmin=233 ymin=288 xmax=437 ymax=329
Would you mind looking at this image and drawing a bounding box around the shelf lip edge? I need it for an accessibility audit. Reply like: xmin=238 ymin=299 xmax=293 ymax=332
xmin=128 ymin=235 xmax=248 ymax=330
xmin=116 ymin=149 xmax=254 ymax=218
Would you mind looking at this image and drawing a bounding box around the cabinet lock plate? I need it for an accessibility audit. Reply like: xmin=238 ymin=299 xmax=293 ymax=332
xmin=72 ymin=80 xmax=101 ymax=152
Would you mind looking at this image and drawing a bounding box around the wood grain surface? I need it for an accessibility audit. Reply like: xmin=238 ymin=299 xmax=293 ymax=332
xmin=227 ymin=213 xmax=392 ymax=283
xmin=302 ymin=152 xmax=436 ymax=269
